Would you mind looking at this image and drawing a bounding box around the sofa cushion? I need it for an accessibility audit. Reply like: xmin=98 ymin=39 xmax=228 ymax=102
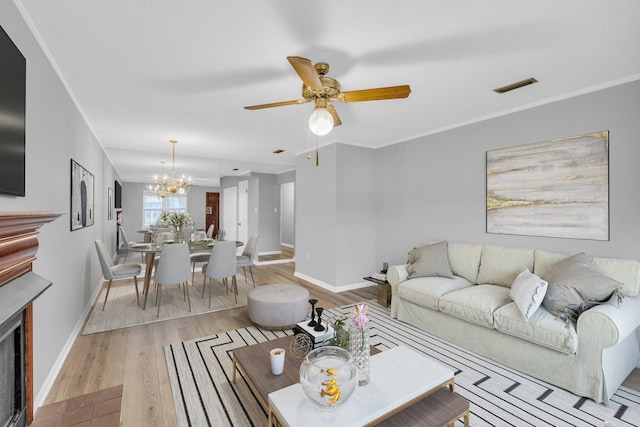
xmin=476 ymin=245 xmax=534 ymax=287
xmin=439 ymin=284 xmax=511 ymax=328
xmin=397 ymin=276 xmax=473 ymax=310
xmin=494 ymin=303 xmax=578 ymax=354
xmin=535 ymin=250 xmax=640 ymax=298
xmin=407 ymin=241 xmax=453 ymax=279
xmin=542 ymin=253 xmax=623 ymax=322
xmin=448 ymin=242 xmax=483 ymax=284
xmin=510 ymin=269 xmax=548 ymax=321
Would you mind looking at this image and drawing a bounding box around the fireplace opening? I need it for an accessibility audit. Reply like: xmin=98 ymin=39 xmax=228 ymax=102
xmin=0 ymin=310 xmax=25 ymax=427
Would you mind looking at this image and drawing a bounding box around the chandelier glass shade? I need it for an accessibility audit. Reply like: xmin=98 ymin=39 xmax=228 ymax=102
xmin=148 ymin=140 xmax=191 ymax=198
xmin=309 ymin=106 xmax=334 ymax=136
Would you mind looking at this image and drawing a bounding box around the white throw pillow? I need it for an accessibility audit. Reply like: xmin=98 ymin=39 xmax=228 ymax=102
xmin=510 ymin=269 xmax=548 ymax=321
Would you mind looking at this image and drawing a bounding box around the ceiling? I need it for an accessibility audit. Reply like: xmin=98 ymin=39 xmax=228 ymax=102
xmin=16 ymin=1 xmax=640 ymax=187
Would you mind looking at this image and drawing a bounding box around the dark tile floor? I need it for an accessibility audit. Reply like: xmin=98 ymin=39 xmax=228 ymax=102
xmin=30 ymin=385 xmax=122 ymax=427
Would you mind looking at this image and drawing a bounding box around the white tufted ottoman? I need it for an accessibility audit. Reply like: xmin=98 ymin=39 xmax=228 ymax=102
xmin=247 ymin=284 xmax=309 ymax=330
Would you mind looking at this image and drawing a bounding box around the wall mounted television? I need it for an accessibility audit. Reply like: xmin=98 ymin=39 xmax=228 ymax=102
xmin=0 ymin=25 xmax=26 ymax=197
xmin=114 ymin=180 xmax=122 ymax=209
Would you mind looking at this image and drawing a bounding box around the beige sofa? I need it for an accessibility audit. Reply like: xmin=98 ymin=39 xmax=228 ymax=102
xmin=387 ymin=241 xmax=640 ymax=404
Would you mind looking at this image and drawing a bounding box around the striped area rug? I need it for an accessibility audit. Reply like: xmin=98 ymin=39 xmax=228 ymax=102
xmin=164 ymin=301 xmax=640 ymax=426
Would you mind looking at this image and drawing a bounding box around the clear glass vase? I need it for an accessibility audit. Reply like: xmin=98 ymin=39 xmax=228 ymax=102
xmin=349 ymin=325 xmax=370 ymax=386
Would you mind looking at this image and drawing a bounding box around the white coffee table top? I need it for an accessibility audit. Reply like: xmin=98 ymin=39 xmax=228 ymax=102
xmin=268 ymin=345 xmax=454 ymax=427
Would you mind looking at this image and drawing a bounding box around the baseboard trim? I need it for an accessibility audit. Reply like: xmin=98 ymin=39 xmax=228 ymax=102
xmin=255 ymin=258 xmax=295 ymax=266
xmin=258 ymin=250 xmax=281 ymax=256
xmin=293 ymin=271 xmax=373 ymax=293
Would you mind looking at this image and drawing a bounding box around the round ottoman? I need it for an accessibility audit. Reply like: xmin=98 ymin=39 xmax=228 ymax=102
xmin=248 ymin=284 xmax=309 ymax=330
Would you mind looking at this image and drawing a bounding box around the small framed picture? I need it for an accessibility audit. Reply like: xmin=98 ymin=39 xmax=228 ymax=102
xmin=206 ymin=206 xmax=212 ymax=215
xmin=70 ymin=159 xmax=95 ymax=231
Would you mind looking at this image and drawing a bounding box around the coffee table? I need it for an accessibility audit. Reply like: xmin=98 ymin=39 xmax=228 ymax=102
xmin=232 ymin=336 xmax=301 ymax=411
xmin=268 ymin=345 xmax=455 ymax=427
xmin=232 ymin=337 xmax=468 ymax=427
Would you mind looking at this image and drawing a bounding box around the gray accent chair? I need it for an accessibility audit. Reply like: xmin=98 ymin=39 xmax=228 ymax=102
xmin=151 ymin=242 xmax=191 ymax=317
xmin=237 ymin=234 xmax=258 ymax=286
xmin=202 ymin=240 xmax=238 ymax=306
xmin=94 ymin=240 xmax=141 ymax=311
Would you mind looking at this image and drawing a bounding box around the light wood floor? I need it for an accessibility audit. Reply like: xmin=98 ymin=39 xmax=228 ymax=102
xmin=43 ymin=259 xmax=376 ymax=426
xmin=42 ymin=256 xmax=640 ymax=426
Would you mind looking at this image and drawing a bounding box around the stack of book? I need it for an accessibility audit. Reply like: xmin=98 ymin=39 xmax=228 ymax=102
xmin=294 ymin=321 xmax=334 ymax=349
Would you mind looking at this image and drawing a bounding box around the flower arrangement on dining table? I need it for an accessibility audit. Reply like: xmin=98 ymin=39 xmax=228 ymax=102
xmin=158 ymin=211 xmax=170 ymax=224
xmin=167 ymin=211 xmax=193 ymax=232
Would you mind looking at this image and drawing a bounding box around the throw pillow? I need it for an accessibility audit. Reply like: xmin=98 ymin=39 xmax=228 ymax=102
xmin=407 ymin=241 xmax=454 ymax=279
xmin=510 ymin=269 xmax=548 ymax=321
xmin=541 ymin=252 xmax=623 ymax=322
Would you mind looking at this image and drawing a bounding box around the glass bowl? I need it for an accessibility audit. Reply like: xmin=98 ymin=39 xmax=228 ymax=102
xmin=299 ymin=346 xmax=357 ymax=410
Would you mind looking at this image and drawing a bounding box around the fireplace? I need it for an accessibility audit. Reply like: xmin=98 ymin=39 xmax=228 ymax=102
xmin=0 ymin=212 xmax=61 ymax=426
xmin=0 ymin=310 xmax=25 ymax=427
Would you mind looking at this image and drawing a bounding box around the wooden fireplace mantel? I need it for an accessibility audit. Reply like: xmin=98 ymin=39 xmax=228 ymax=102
xmin=0 ymin=211 xmax=63 ymax=425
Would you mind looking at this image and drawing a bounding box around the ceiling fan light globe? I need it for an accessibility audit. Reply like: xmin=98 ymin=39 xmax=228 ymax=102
xmin=309 ymin=107 xmax=333 ymax=136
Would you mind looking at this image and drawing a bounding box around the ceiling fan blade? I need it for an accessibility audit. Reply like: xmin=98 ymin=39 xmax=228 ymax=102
xmin=339 ymin=85 xmax=411 ymax=103
xmin=244 ymin=99 xmax=308 ymax=110
xmin=327 ymin=104 xmax=342 ymax=127
xmin=287 ymin=56 xmax=322 ymax=90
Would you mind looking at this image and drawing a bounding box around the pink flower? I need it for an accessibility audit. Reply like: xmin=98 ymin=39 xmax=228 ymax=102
xmin=350 ymin=304 xmax=370 ymax=328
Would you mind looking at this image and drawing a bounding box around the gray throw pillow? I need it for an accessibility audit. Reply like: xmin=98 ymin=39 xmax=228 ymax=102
xmin=407 ymin=241 xmax=454 ymax=279
xmin=541 ymin=252 xmax=623 ymax=322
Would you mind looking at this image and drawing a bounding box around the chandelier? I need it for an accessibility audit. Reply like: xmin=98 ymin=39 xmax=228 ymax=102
xmin=148 ymin=140 xmax=192 ymax=198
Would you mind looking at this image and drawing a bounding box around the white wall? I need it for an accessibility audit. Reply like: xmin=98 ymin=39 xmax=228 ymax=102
xmin=295 ymin=144 xmax=376 ymax=289
xmin=0 ymin=2 xmax=120 ymax=407
xmin=294 ymin=80 xmax=640 ymax=290
xmin=255 ymin=173 xmax=281 ymax=254
xmin=280 ymin=182 xmax=295 ymax=246
xmin=376 ymin=79 xmax=640 ymax=267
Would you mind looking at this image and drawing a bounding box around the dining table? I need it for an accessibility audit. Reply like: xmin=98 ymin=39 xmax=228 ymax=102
xmin=127 ymin=239 xmax=244 ymax=310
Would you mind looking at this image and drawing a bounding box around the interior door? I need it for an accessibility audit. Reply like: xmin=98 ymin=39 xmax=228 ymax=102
xmin=205 ymin=192 xmax=219 ymax=236
xmin=237 ymin=180 xmax=249 ymax=252
xmin=223 ymin=186 xmax=237 ymax=242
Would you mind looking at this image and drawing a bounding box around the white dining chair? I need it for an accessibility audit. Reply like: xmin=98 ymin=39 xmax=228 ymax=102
xmin=206 ymin=224 xmax=215 ymax=239
xmin=119 ymin=227 xmax=145 ymax=263
xmin=237 ymin=233 xmax=258 ymax=287
xmin=95 ymin=240 xmax=141 ymax=310
xmin=151 ymin=243 xmax=191 ymax=317
xmin=190 ymin=250 xmax=211 ymax=284
xmin=201 ymin=240 xmax=238 ymax=307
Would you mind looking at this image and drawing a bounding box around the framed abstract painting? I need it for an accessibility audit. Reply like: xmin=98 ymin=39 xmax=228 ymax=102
xmin=486 ymin=131 xmax=609 ymax=240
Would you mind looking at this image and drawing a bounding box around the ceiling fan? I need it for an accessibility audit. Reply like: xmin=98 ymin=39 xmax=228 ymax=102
xmin=244 ymin=56 xmax=411 ymax=136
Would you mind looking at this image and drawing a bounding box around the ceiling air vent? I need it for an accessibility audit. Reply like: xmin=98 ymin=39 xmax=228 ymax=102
xmin=494 ymin=77 xmax=538 ymax=94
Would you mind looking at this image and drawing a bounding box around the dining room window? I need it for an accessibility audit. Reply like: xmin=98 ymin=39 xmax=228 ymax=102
xmin=142 ymin=191 xmax=188 ymax=227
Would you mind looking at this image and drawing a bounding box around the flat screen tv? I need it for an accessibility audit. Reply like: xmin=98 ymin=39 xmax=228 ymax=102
xmin=0 ymin=25 xmax=26 ymax=197
xmin=114 ymin=180 xmax=122 ymax=209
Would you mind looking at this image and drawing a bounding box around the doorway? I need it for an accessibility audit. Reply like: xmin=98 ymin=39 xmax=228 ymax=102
xmin=205 ymin=192 xmax=219 ymax=237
